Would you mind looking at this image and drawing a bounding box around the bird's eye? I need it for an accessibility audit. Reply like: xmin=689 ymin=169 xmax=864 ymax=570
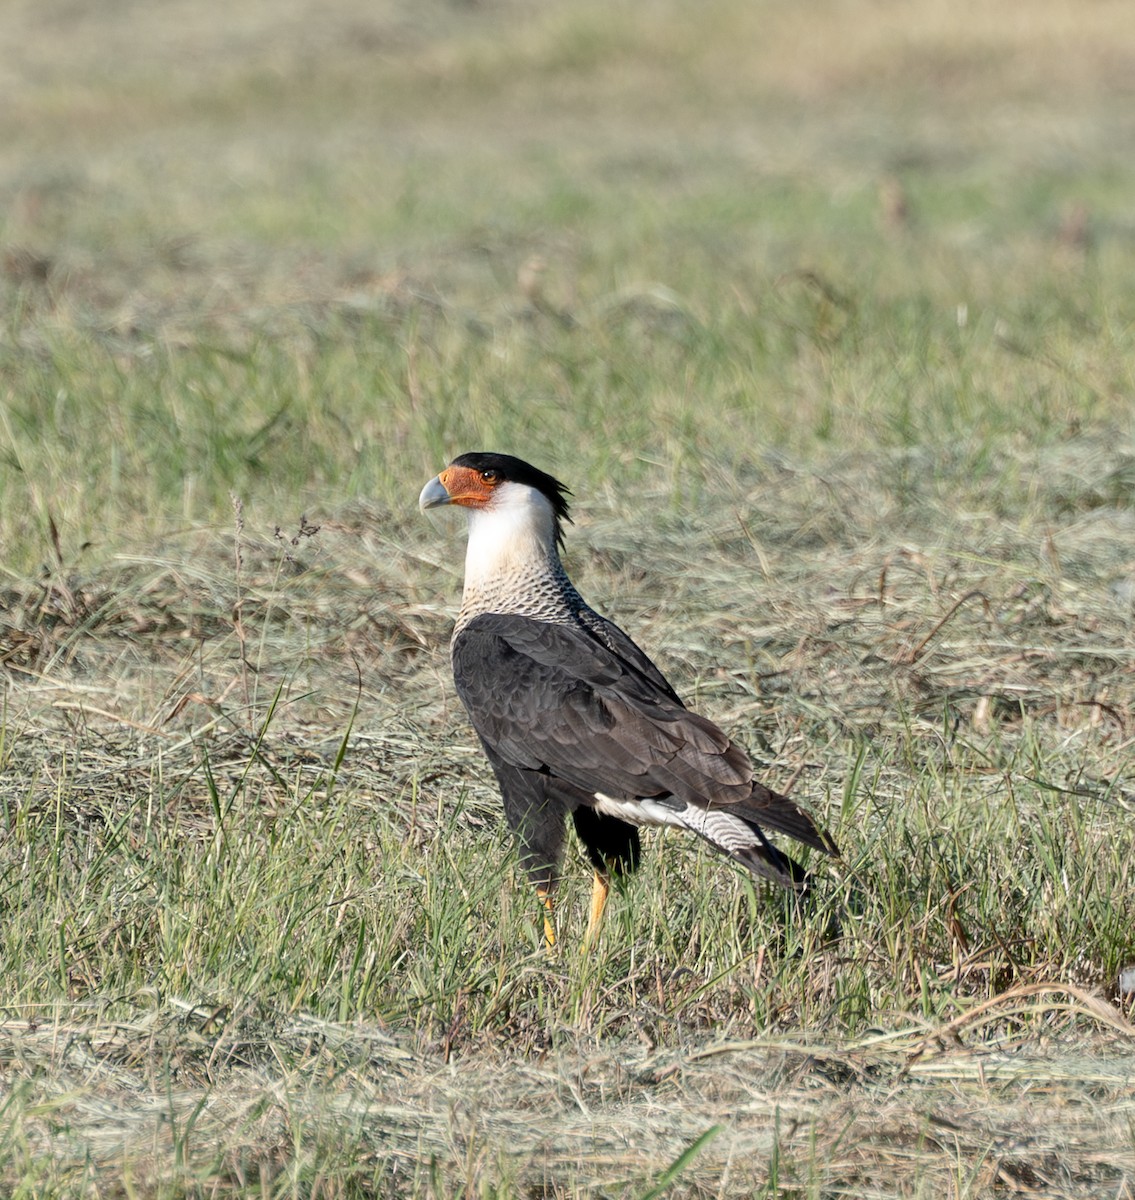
xmin=480 ymin=470 xmax=499 ymax=483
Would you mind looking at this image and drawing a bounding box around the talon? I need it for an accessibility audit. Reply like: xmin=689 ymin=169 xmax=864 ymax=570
xmin=537 ymin=886 xmax=556 ymax=949
xmin=582 ymin=871 xmax=610 ymax=951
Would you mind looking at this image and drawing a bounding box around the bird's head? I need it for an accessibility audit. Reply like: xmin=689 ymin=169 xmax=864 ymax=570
xmin=419 ymin=452 xmax=572 ymax=552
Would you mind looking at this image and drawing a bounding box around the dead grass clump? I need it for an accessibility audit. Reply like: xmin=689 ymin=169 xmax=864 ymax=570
xmin=2 ymin=996 xmax=1133 ymax=1197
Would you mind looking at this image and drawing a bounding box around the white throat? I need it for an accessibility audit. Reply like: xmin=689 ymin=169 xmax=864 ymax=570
xmin=452 ymin=480 xmax=583 ymax=632
xmin=462 ymin=481 xmax=560 ymax=591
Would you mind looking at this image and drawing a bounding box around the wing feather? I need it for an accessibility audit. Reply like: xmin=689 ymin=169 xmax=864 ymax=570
xmin=453 ymin=614 xmax=755 ymax=810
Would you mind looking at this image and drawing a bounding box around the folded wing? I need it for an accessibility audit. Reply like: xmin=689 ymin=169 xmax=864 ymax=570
xmin=451 ymin=613 xmax=834 ymax=857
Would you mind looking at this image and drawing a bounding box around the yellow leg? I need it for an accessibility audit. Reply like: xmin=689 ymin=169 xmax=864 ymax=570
xmin=536 ymin=887 xmax=556 ymax=949
xmin=582 ymin=871 xmax=610 ymax=951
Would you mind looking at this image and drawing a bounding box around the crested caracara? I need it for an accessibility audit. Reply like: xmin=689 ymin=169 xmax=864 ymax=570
xmin=420 ymin=452 xmax=837 ymax=947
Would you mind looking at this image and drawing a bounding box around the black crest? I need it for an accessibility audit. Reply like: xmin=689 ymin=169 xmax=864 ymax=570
xmin=450 ymin=452 xmax=573 ymax=540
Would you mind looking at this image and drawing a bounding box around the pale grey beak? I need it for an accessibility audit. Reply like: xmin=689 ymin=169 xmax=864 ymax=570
xmin=419 ymin=475 xmax=451 ymax=512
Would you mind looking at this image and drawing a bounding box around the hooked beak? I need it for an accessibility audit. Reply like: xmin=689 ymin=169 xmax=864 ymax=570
xmin=418 ymin=474 xmax=452 ymax=512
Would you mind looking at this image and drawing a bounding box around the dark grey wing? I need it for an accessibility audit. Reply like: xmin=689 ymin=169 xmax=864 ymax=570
xmin=569 ymin=613 xmax=834 ymax=851
xmin=575 ymin=607 xmax=684 ymax=706
xmin=452 ymin=613 xmax=755 ymax=807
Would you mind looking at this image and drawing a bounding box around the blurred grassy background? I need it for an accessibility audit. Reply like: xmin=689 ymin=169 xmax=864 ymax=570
xmin=2 ymin=0 xmax=1135 ymax=1195
xmin=2 ymin=0 xmax=1133 ymax=565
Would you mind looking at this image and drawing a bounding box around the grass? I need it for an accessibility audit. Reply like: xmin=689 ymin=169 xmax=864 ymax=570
xmin=2 ymin=0 xmax=1135 ymax=1194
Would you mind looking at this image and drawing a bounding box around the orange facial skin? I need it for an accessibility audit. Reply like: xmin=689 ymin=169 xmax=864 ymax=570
xmin=437 ymin=465 xmax=501 ymax=508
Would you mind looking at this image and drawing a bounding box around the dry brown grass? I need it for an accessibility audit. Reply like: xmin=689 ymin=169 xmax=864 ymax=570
xmin=3 ymin=996 xmax=1133 ymax=1196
